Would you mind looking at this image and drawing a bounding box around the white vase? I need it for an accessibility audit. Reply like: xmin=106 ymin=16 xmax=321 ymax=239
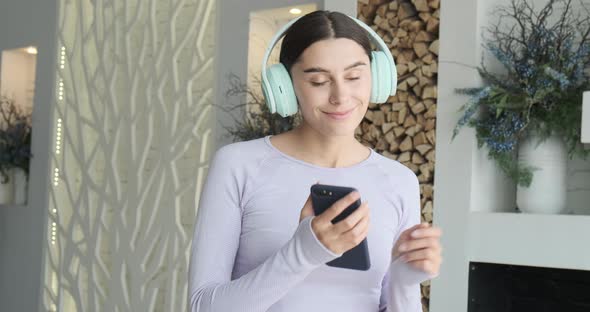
xmin=472 ymin=145 xmax=517 ymax=212
xmin=0 ymin=169 xmax=15 ymax=205
xmin=516 ymin=134 xmax=567 ymax=214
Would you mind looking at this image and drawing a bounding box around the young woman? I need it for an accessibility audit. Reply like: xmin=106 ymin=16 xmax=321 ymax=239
xmin=189 ymin=10 xmax=442 ymax=312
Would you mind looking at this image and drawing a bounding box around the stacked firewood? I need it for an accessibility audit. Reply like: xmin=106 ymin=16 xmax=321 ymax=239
xmin=356 ymin=0 xmax=439 ymax=310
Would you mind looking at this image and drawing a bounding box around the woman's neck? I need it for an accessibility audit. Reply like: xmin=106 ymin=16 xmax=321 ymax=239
xmin=271 ymin=125 xmax=371 ymax=168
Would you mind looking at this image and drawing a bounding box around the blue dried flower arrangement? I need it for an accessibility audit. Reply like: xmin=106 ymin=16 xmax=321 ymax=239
xmin=453 ymin=0 xmax=590 ymax=187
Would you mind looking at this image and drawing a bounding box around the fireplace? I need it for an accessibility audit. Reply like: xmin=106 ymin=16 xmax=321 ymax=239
xmin=467 ymin=262 xmax=590 ymax=312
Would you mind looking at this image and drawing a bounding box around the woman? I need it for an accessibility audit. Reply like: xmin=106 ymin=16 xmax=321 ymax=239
xmin=189 ymin=10 xmax=442 ymax=312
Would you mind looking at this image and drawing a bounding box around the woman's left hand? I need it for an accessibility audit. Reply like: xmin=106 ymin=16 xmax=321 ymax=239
xmin=392 ymin=222 xmax=443 ymax=277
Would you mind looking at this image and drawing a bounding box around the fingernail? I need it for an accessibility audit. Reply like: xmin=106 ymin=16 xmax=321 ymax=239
xmin=398 ymin=244 xmax=407 ymax=252
xmin=411 ymin=230 xmax=421 ymax=238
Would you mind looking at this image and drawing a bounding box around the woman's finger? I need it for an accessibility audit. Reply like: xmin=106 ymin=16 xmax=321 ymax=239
xmin=342 ymin=208 xmax=370 ymax=239
xmin=333 ymin=201 xmax=369 ymax=233
xmin=316 ymin=191 xmax=360 ymax=225
xmin=398 ymin=237 xmax=441 ymax=253
xmin=406 ymin=259 xmax=438 ymax=276
xmin=410 ymin=225 xmax=442 ymax=239
xmin=401 ymin=247 xmax=439 ymax=263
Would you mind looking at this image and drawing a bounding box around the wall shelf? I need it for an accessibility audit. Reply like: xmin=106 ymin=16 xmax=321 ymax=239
xmin=467 ymin=211 xmax=590 ymax=272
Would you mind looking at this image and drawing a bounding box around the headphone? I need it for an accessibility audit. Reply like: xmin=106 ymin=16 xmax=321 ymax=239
xmin=261 ymin=13 xmax=397 ymax=117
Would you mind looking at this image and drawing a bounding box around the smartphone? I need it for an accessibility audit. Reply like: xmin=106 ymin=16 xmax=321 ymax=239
xmin=310 ymin=184 xmax=371 ymax=271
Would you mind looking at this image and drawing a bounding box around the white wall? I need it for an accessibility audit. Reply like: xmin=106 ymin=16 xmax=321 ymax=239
xmin=0 ymin=49 xmax=37 ymax=115
xmin=0 ymin=1 xmax=58 ymax=312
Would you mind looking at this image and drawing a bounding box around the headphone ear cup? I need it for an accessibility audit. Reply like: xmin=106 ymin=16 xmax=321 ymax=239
xmin=370 ymin=51 xmax=392 ymax=104
xmin=266 ymin=64 xmax=298 ymax=117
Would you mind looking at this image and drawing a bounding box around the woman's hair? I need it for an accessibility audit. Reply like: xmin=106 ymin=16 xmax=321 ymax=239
xmin=279 ymin=10 xmax=373 ymax=75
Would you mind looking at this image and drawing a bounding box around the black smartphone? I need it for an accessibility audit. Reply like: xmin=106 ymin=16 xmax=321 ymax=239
xmin=310 ymin=184 xmax=371 ymax=271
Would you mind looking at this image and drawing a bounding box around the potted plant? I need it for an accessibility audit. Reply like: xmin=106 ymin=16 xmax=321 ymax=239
xmin=453 ymin=0 xmax=590 ymax=214
xmin=0 ymin=96 xmax=32 ymax=205
xmin=221 ymin=74 xmax=300 ymax=142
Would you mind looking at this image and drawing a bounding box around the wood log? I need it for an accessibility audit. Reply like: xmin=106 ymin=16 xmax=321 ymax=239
xmin=413 ymin=132 xmax=428 ymax=146
xmin=403 ymin=114 xmax=417 ymax=128
xmin=429 ymin=39 xmax=439 ymax=55
xmin=425 ymin=149 xmax=435 ymax=162
xmin=406 ymin=76 xmax=418 ymax=87
xmin=375 ymin=110 xmax=387 ymax=125
xmin=412 ymin=152 xmax=425 ymax=164
xmin=425 ymin=118 xmax=436 ymax=131
xmin=412 ymin=84 xmax=423 ymax=97
xmin=388 ymin=111 xmax=399 ymax=124
xmin=413 ymin=42 xmax=429 ymax=58
xmin=376 ymin=137 xmax=390 ymax=151
xmin=377 ymin=3 xmax=389 ymax=17
xmin=398 ymin=2 xmax=418 ymax=20
xmin=421 ymin=184 xmax=434 ymax=198
xmin=412 ymin=0 xmax=430 ymax=12
xmin=426 ymin=17 xmax=439 ymax=32
xmin=393 ymin=126 xmax=406 ymax=138
xmin=398 ymin=151 xmax=412 ymax=162
xmin=392 ymin=102 xmax=407 ymax=111
xmin=403 ymin=161 xmax=419 ymax=174
xmin=419 ymin=12 xmax=432 ymax=23
xmin=422 ymin=53 xmax=435 ymax=64
xmin=422 ymin=85 xmax=437 ymax=99
xmin=400 ymin=136 xmax=413 ymax=152
xmin=429 ymin=0 xmax=440 ymax=9
xmin=426 ymin=129 xmax=436 ymax=145
xmin=382 ymin=122 xmax=396 ymax=134
xmin=424 ymin=103 xmax=437 ymax=119
xmin=415 ymin=144 xmax=433 ymax=155
xmin=382 ymin=150 xmax=397 ymax=160
xmin=397 ymin=63 xmax=409 ymax=76
xmin=422 ymin=64 xmax=433 ymax=77
xmin=365 ymin=110 xmax=375 ymax=122
xmin=398 ymin=107 xmax=408 ymax=124
xmin=405 ymin=125 xmax=419 ymax=137
xmin=415 ymin=30 xmax=435 ymax=42
xmin=388 ymin=135 xmax=400 ymax=153
xmin=417 ymin=113 xmax=426 ymax=125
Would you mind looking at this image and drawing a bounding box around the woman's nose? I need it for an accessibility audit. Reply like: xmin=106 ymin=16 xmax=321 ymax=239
xmin=328 ymin=79 xmax=350 ymax=105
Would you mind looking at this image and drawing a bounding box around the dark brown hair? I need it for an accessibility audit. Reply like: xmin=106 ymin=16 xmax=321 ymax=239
xmin=279 ymin=10 xmax=373 ymax=75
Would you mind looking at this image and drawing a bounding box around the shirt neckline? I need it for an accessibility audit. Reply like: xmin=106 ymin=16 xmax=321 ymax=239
xmin=263 ymin=135 xmax=376 ymax=171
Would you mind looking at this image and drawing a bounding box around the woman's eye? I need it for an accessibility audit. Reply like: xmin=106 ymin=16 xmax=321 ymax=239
xmin=311 ymin=81 xmax=328 ymax=87
xmin=347 ymin=77 xmax=360 ymax=81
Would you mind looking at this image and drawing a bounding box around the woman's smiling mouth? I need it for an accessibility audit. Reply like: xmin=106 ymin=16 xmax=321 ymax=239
xmin=322 ymin=107 xmax=356 ymax=120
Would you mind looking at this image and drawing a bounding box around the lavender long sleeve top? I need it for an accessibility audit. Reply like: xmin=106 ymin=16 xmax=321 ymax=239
xmin=188 ymin=135 xmax=434 ymax=312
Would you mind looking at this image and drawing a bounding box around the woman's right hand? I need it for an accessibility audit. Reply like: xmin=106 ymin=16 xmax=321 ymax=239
xmin=299 ymin=190 xmax=370 ymax=255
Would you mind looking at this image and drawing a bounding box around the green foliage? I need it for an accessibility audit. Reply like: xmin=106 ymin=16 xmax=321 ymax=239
xmin=221 ymin=74 xmax=300 ymax=142
xmin=0 ymin=96 xmax=32 ymax=183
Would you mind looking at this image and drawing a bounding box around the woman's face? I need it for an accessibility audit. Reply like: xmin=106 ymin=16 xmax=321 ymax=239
xmin=290 ymin=38 xmax=372 ymax=137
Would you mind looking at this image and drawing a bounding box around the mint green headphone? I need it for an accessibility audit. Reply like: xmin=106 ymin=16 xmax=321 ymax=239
xmin=261 ymin=14 xmax=397 ymax=117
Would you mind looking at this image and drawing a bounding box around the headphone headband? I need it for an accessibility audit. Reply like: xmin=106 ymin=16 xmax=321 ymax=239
xmin=261 ymin=13 xmax=397 ymax=113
